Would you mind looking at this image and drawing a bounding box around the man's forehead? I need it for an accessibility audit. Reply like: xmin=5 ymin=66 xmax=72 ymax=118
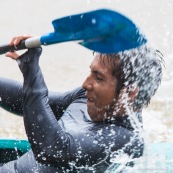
xmin=90 ymin=54 xmax=112 ymax=74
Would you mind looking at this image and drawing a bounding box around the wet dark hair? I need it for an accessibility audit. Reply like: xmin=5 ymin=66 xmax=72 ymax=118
xmin=97 ymin=45 xmax=164 ymax=109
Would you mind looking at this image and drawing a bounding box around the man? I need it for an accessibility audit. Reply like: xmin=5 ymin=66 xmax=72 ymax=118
xmin=0 ymin=36 xmax=163 ymax=172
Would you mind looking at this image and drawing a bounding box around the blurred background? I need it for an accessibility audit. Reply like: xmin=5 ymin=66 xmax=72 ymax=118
xmin=0 ymin=0 xmax=173 ymax=142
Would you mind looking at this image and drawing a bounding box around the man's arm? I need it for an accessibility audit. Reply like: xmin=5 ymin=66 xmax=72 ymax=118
xmin=0 ymin=77 xmax=85 ymax=118
xmin=48 ymin=87 xmax=85 ymax=120
xmin=0 ymin=77 xmax=23 ymax=115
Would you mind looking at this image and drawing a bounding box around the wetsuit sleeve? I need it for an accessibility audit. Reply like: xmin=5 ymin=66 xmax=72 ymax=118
xmin=0 ymin=78 xmax=85 ymax=117
xmin=0 ymin=77 xmax=23 ymax=115
xmin=48 ymin=87 xmax=85 ymax=119
xmin=17 ymin=47 xmax=59 ymax=163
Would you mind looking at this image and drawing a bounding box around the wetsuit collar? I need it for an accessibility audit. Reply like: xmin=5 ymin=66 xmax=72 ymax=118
xmin=105 ymin=112 xmax=143 ymax=131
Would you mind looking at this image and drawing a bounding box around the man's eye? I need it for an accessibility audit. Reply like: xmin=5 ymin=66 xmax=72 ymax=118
xmin=96 ymin=76 xmax=103 ymax=81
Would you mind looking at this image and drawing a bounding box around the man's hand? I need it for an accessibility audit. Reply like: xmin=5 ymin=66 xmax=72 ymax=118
xmin=5 ymin=35 xmax=33 ymax=60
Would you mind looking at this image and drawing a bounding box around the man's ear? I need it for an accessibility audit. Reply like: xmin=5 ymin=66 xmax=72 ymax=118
xmin=128 ymin=84 xmax=139 ymax=101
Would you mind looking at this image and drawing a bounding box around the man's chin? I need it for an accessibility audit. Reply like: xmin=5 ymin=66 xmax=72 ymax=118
xmin=87 ymin=107 xmax=105 ymax=122
xmin=87 ymin=108 xmax=95 ymax=117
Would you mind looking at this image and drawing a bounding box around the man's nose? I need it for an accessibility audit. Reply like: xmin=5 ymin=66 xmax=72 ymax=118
xmin=82 ymin=75 xmax=93 ymax=91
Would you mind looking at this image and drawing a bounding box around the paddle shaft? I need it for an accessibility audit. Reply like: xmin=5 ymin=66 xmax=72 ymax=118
xmin=0 ymin=37 xmax=41 ymax=55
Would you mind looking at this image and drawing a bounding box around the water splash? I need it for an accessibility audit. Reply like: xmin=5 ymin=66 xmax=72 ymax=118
xmin=104 ymin=45 xmax=165 ymax=172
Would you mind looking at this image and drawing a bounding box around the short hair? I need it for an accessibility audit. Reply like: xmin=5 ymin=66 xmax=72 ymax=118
xmin=98 ymin=45 xmax=164 ymax=109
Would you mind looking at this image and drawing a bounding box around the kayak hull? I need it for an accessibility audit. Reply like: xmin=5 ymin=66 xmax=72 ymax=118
xmin=0 ymin=139 xmax=172 ymax=172
xmin=0 ymin=139 xmax=30 ymax=164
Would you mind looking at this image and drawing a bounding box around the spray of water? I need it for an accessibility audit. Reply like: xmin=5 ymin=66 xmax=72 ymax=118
xmin=104 ymin=45 xmax=164 ymax=172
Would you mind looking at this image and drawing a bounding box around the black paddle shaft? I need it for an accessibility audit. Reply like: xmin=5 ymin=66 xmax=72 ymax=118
xmin=0 ymin=40 xmax=27 ymax=55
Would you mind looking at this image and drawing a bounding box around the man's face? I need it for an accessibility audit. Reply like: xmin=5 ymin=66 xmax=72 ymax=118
xmin=82 ymin=53 xmax=119 ymax=122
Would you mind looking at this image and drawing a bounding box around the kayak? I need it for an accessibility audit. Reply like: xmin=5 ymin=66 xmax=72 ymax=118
xmin=118 ymin=142 xmax=173 ymax=173
xmin=0 ymin=138 xmax=30 ymax=164
xmin=0 ymin=139 xmax=172 ymax=172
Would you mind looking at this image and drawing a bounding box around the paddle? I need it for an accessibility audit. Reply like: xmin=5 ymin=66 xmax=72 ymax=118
xmin=0 ymin=9 xmax=147 ymax=55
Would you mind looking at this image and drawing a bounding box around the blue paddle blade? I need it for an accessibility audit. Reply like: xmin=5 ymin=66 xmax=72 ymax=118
xmin=41 ymin=9 xmax=147 ymax=53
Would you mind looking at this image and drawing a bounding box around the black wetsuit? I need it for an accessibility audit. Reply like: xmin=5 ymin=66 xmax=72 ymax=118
xmin=0 ymin=48 xmax=144 ymax=173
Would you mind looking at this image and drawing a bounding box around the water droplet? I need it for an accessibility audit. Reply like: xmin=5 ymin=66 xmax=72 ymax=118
xmin=91 ymin=18 xmax=96 ymax=24
xmin=42 ymin=157 xmax=46 ymax=160
xmin=78 ymin=150 xmax=82 ymax=154
xmin=93 ymin=140 xmax=98 ymax=144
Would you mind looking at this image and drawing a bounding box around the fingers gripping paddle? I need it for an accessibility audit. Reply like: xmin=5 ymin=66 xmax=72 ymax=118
xmin=0 ymin=9 xmax=147 ymax=54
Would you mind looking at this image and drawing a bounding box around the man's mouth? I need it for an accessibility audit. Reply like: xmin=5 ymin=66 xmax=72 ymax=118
xmin=88 ymin=98 xmax=93 ymax=102
xmin=86 ymin=94 xmax=94 ymax=103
